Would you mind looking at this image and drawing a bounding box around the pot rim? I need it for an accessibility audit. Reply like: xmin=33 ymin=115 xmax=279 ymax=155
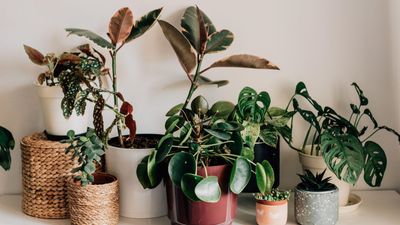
xmin=295 ymin=185 xmax=338 ymax=194
xmin=69 ymin=172 xmax=118 ymax=187
xmin=298 ymin=151 xmax=323 ymax=159
xmin=256 ymin=199 xmax=288 ymax=206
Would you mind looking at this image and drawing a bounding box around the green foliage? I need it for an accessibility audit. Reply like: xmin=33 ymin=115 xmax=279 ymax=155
xmin=63 ymin=129 xmax=104 ymax=187
xmin=255 ymin=189 xmax=290 ymax=201
xmin=0 ymin=126 xmax=15 ymax=171
xmin=297 ymin=169 xmax=336 ymax=192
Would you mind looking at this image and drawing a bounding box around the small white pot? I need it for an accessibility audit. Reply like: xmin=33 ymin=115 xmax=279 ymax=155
xmin=298 ymin=151 xmax=350 ymax=206
xmin=35 ymin=84 xmax=88 ymax=136
xmin=106 ymin=135 xmax=167 ymax=218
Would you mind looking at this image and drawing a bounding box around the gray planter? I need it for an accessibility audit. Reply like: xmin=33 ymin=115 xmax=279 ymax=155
xmin=295 ymin=186 xmax=339 ymax=225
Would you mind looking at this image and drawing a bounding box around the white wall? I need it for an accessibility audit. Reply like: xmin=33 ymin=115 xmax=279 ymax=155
xmin=0 ymin=0 xmax=399 ymax=194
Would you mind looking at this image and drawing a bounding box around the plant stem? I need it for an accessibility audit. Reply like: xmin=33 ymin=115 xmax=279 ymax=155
xmin=361 ymin=128 xmax=381 ymax=143
xmin=302 ymin=124 xmax=313 ymax=151
xmin=182 ymin=55 xmax=203 ymax=110
xmin=111 ymin=51 xmax=124 ymax=147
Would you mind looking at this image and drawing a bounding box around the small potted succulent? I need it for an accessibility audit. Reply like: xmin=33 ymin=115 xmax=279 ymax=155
xmin=64 ymin=7 xmax=166 ymax=218
xmin=63 ymin=129 xmax=119 ymax=225
xmin=255 ymin=189 xmax=290 ymax=225
xmin=295 ymin=169 xmax=338 ymax=225
xmin=234 ymin=86 xmax=293 ymax=192
xmin=283 ymin=82 xmax=400 ymax=206
xmin=23 ymin=45 xmax=104 ymax=137
xmin=137 ymin=6 xmax=278 ymax=225
xmin=0 ymin=126 xmax=15 ymax=171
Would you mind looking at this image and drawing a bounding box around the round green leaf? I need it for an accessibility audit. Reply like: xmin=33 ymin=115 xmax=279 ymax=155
xmin=195 ymin=176 xmax=221 ymax=203
xmin=136 ymin=156 xmax=152 ymax=189
xmin=166 ymin=103 xmax=184 ymax=116
xmin=155 ymin=134 xmax=173 ymax=163
xmin=147 ymin=151 xmax=162 ymax=187
xmin=229 ymin=157 xmax=251 ymax=194
xmin=256 ymin=161 xmax=274 ymax=195
xmin=168 ymin=152 xmax=196 ymax=187
xmin=209 ymin=101 xmax=235 ymax=118
xmin=191 ymin=95 xmax=209 ymax=115
xmin=181 ymin=173 xmax=203 ymax=201
xmin=165 ymin=115 xmax=184 ymax=133
xmin=204 ymin=128 xmax=231 ymax=140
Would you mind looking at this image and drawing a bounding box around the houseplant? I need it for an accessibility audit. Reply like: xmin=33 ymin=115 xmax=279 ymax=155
xmin=137 ymin=5 xmax=278 ymax=225
xmin=0 ymin=126 xmax=15 ymax=171
xmin=255 ymin=189 xmax=290 ymax=225
xmin=283 ymin=82 xmax=400 ymax=205
xmin=295 ymin=169 xmax=338 ymax=225
xmin=63 ymin=129 xmax=119 ymax=225
xmin=23 ymin=45 xmax=104 ymax=137
xmin=64 ymin=7 xmax=166 ymax=218
xmin=234 ymin=86 xmax=293 ymax=192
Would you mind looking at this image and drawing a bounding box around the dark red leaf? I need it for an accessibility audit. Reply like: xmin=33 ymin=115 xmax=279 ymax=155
xmin=120 ymin=101 xmax=133 ymax=115
xmin=23 ymin=45 xmax=45 ymax=65
xmin=116 ymin=92 xmax=125 ymax=102
xmin=125 ymin=114 xmax=137 ymax=140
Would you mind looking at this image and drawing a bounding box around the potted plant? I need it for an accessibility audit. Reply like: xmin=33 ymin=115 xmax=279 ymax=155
xmin=0 ymin=126 xmax=15 ymax=171
xmin=255 ymin=189 xmax=290 ymax=225
xmin=137 ymin=6 xmax=278 ymax=225
xmin=283 ymin=82 xmax=400 ymax=206
xmin=64 ymin=7 xmax=166 ymax=218
xmin=23 ymin=45 xmax=104 ymax=137
xmin=295 ymin=169 xmax=338 ymax=225
xmin=63 ymin=129 xmax=119 ymax=225
xmin=234 ymin=86 xmax=294 ymax=192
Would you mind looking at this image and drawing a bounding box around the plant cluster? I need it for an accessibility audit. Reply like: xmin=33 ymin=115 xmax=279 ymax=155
xmin=255 ymin=189 xmax=290 ymax=201
xmin=136 ymin=6 xmax=279 ymax=203
xmin=62 ymin=129 xmax=105 ymax=186
xmin=297 ymin=169 xmax=336 ymax=192
xmin=0 ymin=126 xmax=15 ymax=171
xmin=283 ymin=82 xmax=400 ymax=187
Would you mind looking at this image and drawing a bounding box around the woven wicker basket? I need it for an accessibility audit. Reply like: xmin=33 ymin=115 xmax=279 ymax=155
xmin=68 ymin=173 xmax=119 ymax=225
xmin=21 ymin=132 xmax=77 ymax=219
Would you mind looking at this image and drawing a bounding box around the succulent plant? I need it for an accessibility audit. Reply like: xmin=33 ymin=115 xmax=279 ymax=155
xmin=297 ymin=169 xmax=336 ymax=192
xmin=255 ymin=189 xmax=290 ymax=202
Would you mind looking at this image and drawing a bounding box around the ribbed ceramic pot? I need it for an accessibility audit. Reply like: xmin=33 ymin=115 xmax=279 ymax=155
xmin=295 ymin=186 xmax=339 ymax=225
xmin=256 ymin=199 xmax=288 ymax=225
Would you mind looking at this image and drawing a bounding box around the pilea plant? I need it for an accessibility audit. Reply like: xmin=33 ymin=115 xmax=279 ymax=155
xmin=64 ymin=7 xmax=162 ymax=147
xmin=297 ymin=169 xmax=336 ymax=192
xmin=284 ymin=82 xmax=400 ymax=187
xmin=137 ymin=6 xmax=278 ymax=203
xmin=0 ymin=126 xmax=15 ymax=171
xmin=62 ymin=129 xmax=104 ymax=186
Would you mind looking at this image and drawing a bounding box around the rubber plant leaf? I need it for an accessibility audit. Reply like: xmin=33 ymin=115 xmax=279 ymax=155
xmin=126 ymin=7 xmax=162 ymax=42
xmin=108 ymin=7 xmax=134 ymax=45
xmin=158 ymin=20 xmax=197 ymax=75
xmin=65 ymin=28 xmax=115 ymax=49
xmin=23 ymin=45 xmax=45 ymax=65
xmin=205 ymin=30 xmax=234 ymax=54
xmin=363 ymin=141 xmax=387 ymax=187
xmin=206 ymin=54 xmax=279 ymax=71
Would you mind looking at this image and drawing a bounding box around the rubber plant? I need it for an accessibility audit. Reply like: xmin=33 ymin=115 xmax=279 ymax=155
xmin=64 ymin=7 xmax=163 ymax=147
xmin=284 ymin=82 xmax=400 ymax=187
xmin=0 ymin=126 xmax=15 ymax=171
xmin=136 ymin=6 xmax=278 ymax=203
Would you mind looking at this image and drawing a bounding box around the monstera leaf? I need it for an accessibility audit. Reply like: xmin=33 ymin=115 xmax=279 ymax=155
xmin=0 ymin=126 xmax=15 ymax=171
xmin=363 ymin=141 xmax=387 ymax=187
xmin=295 ymin=82 xmax=323 ymax=113
xmin=351 ymin=83 xmax=368 ymax=106
xmin=237 ymin=87 xmax=271 ymax=123
xmin=126 ymin=7 xmax=163 ymax=42
xmin=321 ymin=132 xmax=364 ymax=185
xmin=66 ymin=28 xmax=115 ymax=49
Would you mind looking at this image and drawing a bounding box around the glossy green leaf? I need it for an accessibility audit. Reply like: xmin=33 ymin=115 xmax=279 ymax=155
xmin=165 ymin=115 xmax=184 ymax=133
xmin=191 ymin=95 xmax=209 ymax=115
xmin=65 ymin=28 xmax=115 ymax=49
xmin=241 ymin=146 xmax=254 ymax=161
xmin=205 ymin=30 xmax=234 ymax=54
xmin=363 ymin=141 xmax=387 ymax=187
xmin=259 ymin=126 xmax=279 ymax=148
xmin=166 ymin=103 xmax=184 ymax=116
xmin=228 ymin=131 xmax=244 ymax=156
xmin=351 ymin=83 xmax=369 ymax=106
xmin=195 ymin=176 xmax=221 ymax=203
xmin=0 ymin=126 xmax=14 ymax=171
xmin=147 ymin=151 xmax=162 ymax=187
xmin=256 ymin=161 xmax=274 ymax=195
xmin=155 ymin=134 xmax=174 ymax=163
xmin=295 ymin=82 xmax=323 ymax=113
xmin=126 ymin=8 xmax=163 ymax=42
xmin=204 ymin=128 xmax=231 ymax=140
xmin=179 ymin=123 xmax=193 ymax=145
xmin=168 ymin=152 xmax=197 ymax=187
xmin=237 ymin=87 xmax=271 ymax=123
xmin=158 ymin=20 xmax=197 ymax=75
xmin=229 ymin=157 xmax=251 ymax=194
xmin=209 ymin=101 xmax=235 ymax=118
xmin=181 ymin=173 xmax=203 ymax=201
xmin=136 ymin=156 xmax=152 ymax=189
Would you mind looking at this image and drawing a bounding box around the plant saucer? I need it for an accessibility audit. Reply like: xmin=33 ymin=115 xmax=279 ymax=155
xmin=339 ymin=193 xmax=362 ymax=213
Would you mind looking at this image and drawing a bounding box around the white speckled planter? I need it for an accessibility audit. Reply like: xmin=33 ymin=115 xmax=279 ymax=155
xmin=295 ymin=187 xmax=339 ymax=225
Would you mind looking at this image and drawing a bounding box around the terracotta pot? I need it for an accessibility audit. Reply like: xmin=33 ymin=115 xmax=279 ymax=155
xmin=166 ymin=164 xmax=237 ymax=225
xmin=243 ymin=139 xmax=280 ymax=193
xmin=256 ymin=199 xmax=288 ymax=225
xmin=106 ymin=134 xmax=167 ymax=218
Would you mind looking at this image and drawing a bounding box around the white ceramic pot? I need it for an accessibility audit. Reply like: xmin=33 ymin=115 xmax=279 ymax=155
xmin=298 ymin=151 xmax=350 ymax=206
xmin=35 ymin=84 xmax=88 ymax=136
xmin=106 ymin=135 xmax=167 ymax=218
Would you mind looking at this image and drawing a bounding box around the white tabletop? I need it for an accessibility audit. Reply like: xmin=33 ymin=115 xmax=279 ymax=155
xmin=0 ymin=190 xmax=399 ymax=225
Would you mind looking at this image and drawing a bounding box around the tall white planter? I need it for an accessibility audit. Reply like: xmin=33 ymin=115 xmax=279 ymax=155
xmin=298 ymin=152 xmax=350 ymax=206
xmin=106 ymin=137 xmax=167 ymax=218
xmin=35 ymin=84 xmax=88 ymax=136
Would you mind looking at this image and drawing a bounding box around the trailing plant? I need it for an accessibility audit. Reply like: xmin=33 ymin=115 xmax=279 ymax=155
xmin=136 ymin=6 xmax=278 ymax=203
xmin=0 ymin=126 xmax=15 ymax=171
xmin=64 ymin=7 xmax=163 ymax=147
xmin=284 ymin=82 xmax=400 ymax=187
xmin=297 ymin=169 xmax=336 ymax=192
xmin=62 ymin=129 xmax=105 ymax=186
xmin=255 ymin=189 xmax=290 ymax=202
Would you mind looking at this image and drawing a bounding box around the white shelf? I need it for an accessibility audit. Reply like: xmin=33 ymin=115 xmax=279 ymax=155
xmin=0 ymin=190 xmax=399 ymax=225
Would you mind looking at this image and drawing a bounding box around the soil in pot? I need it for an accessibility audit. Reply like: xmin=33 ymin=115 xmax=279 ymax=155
xmin=166 ymin=164 xmax=237 ymax=225
xmin=256 ymin=199 xmax=288 ymax=225
xmin=108 ymin=134 xmax=160 ymax=149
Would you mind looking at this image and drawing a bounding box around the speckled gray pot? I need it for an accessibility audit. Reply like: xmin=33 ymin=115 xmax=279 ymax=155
xmin=295 ymin=186 xmax=339 ymax=225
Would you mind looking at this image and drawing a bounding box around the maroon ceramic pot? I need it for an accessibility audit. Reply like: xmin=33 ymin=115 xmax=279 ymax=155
xmin=166 ymin=164 xmax=238 ymax=225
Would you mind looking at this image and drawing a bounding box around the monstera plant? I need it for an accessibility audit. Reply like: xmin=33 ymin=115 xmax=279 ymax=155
xmin=137 ymin=5 xmax=278 ymax=225
xmin=284 ymin=82 xmax=400 ymax=187
xmin=0 ymin=126 xmax=15 ymax=171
